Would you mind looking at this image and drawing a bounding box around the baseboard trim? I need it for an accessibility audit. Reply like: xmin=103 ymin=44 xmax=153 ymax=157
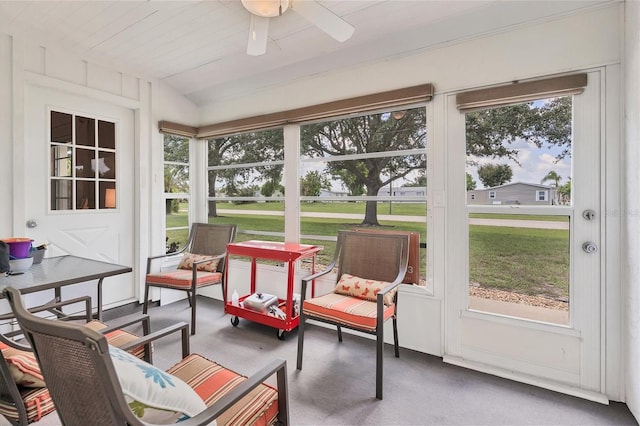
xmin=443 ymin=355 xmax=610 ymax=405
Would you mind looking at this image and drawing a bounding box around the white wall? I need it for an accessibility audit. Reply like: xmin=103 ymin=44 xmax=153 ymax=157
xmin=0 ymin=33 xmax=198 ymax=308
xmin=624 ymin=0 xmax=640 ymax=420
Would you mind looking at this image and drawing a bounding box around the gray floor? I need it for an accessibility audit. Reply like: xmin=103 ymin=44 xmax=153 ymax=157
xmin=27 ymin=296 xmax=639 ymax=425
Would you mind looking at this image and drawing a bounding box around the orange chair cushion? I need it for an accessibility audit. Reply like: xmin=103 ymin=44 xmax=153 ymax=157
xmin=0 ymin=322 xmax=144 ymax=389
xmin=333 ymin=273 xmax=397 ymax=306
xmin=0 ymin=343 xmax=45 ymax=387
xmin=145 ymin=270 xmax=222 ymax=288
xmin=302 ymin=292 xmax=395 ymax=332
xmin=85 ymin=320 xmax=146 ymax=360
xmin=178 ymin=252 xmax=221 ymax=273
xmin=168 ymin=353 xmax=278 ymax=426
xmin=0 ymin=386 xmax=55 ymax=424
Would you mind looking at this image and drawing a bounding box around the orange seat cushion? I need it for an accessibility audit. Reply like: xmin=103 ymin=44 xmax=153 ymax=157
xmin=302 ymin=292 xmax=395 ymax=332
xmin=85 ymin=320 xmax=146 ymax=360
xmin=168 ymin=353 xmax=278 ymax=426
xmin=0 ymin=386 xmax=55 ymax=424
xmin=145 ymin=270 xmax=222 ymax=288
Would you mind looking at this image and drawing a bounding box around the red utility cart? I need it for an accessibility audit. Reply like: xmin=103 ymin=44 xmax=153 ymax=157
xmin=224 ymin=240 xmax=323 ymax=339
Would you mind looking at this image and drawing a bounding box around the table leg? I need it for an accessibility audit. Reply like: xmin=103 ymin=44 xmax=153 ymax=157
xmin=97 ymin=277 xmax=104 ymax=321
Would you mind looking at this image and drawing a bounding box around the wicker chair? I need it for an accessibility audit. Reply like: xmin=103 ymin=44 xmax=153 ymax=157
xmin=144 ymin=223 xmax=237 ymax=334
xmin=0 ymin=296 xmax=169 ymax=425
xmin=296 ymin=230 xmax=409 ymax=400
xmin=4 ymin=287 xmax=289 ymax=426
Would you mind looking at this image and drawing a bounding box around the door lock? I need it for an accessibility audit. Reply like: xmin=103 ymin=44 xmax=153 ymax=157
xmin=582 ymin=210 xmax=596 ymax=221
xmin=26 ymin=220 xmax=38 ymax=229
xmin=582 ymin=242 xmax=598 ymax=254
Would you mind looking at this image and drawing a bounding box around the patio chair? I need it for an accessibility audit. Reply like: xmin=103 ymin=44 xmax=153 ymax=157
xmin=0 ymin=296 xmax=175 ymax=425
xmin=4 ymin=286 xmax=289 ymax=426
xmin=296 ymin=230 xmax=409 ymax=400
xmin=143 ymin=223 xmax=237 ymax=334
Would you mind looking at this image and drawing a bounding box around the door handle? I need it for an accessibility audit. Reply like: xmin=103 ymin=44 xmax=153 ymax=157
xmin=26 ymin=220 xmax=38 ymax=229
xmin=582 ymin=242 xmax=598 ymax=254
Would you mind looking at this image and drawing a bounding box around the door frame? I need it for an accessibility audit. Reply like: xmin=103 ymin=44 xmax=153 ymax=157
xmin=441 ymin=68 xmax=616 ymax=402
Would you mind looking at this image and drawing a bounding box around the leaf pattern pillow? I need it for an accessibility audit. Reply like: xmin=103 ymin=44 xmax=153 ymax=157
xmin=333 ymin=273 xmax=397 ymax=306
xmin=109 ymin=346 xmax=206 ymax=423
xmin=178 ymin=252 xmax=220 ymax=272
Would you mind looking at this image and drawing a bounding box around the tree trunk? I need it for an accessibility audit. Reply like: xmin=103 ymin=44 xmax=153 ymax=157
xmin=361 ymin=186 xmax=380 ymax=226
xmin=208 ymin=200 xmax=218 ymax=217
xmin=165 ymin=199 xmax=172 ymax=215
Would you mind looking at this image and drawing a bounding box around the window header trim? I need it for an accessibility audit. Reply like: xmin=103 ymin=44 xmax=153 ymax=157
xmin=159 ymin=84 xmax=433 ymax=139
xmin=456 ymin=73 xmax=587 ymax=112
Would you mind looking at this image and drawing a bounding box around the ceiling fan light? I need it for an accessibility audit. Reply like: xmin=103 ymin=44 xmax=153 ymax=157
xmin=241 ymin=0 xmax=289 ymax=18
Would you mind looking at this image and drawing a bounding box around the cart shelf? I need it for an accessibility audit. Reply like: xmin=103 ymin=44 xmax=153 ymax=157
xmin=224 ymin=240 xmax=322 ymax=340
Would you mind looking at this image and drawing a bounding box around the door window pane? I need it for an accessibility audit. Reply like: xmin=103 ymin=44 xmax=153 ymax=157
xmin=50 ymin=110 xmax=117 ymax=211
xmin=465 ymin=96 xmax=573 ymax=324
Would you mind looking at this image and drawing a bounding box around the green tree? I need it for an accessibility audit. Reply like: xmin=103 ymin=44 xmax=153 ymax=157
xmin=466 ymin=172 xmax=476 ymax=190
xmin=207 ymin=130 xmax=283 ymax=216
xmin=465 ymin=97 xmax=572 ymax=162
xmin=541 ymin=170 xmax=563 ymax=204
xmin=260 ymin=180 xmax=284 ymax=197
xmin=558 ymin=178 xmax=571 ymax=205
xmin=477 ymin=164 xmax=512 ymax=188
xmin=300 ymin=170 xmax=330 ymax=196
xmin=302 ymin=108 xmax=426 ymax=226
xmin=405 ymin=172 xmax=427 ymax=187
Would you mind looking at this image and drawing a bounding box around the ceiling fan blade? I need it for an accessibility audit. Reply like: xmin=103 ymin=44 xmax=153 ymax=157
xmin=291 ymin=0 xmax=354 ymax=42
xmin=247 ymin=14 xmax=270 ymax=56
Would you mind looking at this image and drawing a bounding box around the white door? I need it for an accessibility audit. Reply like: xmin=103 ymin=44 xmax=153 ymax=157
xmin=444 ymin=71 xmax=605 ymax=400
xmin=22 ymin=84 xmax=136 ymax=309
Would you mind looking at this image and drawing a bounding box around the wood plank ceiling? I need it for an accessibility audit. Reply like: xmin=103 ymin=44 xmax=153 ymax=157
xmin=0 ymin=0 xmax=613 ymax=106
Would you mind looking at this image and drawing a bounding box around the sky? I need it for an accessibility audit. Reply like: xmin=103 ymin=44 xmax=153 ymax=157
xmin=466 ymin=137 xmax=571 ymax=189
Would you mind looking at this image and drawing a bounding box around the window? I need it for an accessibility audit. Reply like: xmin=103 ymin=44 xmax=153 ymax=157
xmin=206 ymin=129 xmax=285 ymax=246
xmin=164 ymin=134 xmax=190 ymax=252
xmin=537 ymin=190 xmax=548 ymax=201
xmin=299 ymin=107 xmax=428 ymax=285
xmin=50 ymin=110 xmax=117 ymax=211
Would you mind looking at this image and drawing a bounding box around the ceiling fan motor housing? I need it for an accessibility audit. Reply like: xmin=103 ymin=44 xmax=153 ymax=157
xmin=242 ymin=0 xmax=289 ymax=18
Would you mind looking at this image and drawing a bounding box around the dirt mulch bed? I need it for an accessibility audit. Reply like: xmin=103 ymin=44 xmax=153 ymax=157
xmin=470 ymin=286 xmax=568 ymax=311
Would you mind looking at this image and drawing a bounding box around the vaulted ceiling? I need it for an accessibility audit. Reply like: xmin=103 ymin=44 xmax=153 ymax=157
xmin=0 ymin=0 xmax=614 ymax=106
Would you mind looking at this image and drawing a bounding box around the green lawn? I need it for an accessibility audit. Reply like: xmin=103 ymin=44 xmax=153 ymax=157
xmin=165 ymin=202 xmax=570 ymax=299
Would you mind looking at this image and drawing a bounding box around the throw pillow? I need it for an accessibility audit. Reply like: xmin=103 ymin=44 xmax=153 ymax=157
xmin=109 ymin=345 xmax=207 ymax=423
xmin=333 ymin=273 xmax=397 ymax=306
xmin=0 ymin=343 xmax=45 ymax=387
xmin=178 ymin=252 xmax=220 ymax=272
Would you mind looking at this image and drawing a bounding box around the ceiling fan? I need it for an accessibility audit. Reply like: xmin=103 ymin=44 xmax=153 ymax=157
xmin=241 ymin=0 xmax=355 ymax=56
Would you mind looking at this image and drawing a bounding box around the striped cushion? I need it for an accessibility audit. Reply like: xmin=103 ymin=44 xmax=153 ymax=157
xmin=0 ymin=322 xmax=145 ymax=389
xmin=168 ymin=354 xmax=278 ymax=426
xmin=0 ymin=386 xmax=55 ymax=424
xmin=145 ymin=270 xmax=222 ymax=288
xmin=0 ymin=343 xmax=45 ymax=387
xmin=85 ymin=321 xmax=146 ymax=360
xmin=303 ymin=292 xmax=395 ymax=332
